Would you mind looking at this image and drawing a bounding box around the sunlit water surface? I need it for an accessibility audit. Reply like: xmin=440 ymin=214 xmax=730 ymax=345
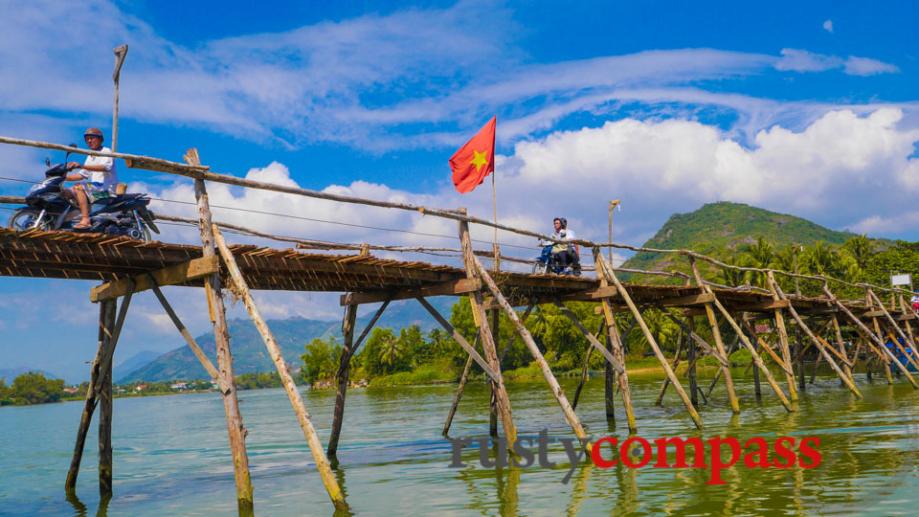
xmin=1 ymin=374 xmax=917 ymax=516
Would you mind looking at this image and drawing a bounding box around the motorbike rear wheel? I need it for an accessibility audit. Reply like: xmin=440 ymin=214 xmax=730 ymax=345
xmin=8 ymin=208 xmax=49 ymax=231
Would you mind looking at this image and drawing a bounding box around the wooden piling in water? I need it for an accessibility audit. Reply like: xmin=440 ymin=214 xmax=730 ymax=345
xmin=823 ymin=284 xmax=917 ymax=388
xmin=597 ymin=255 xmax=703 ymax=429
xmin=458 ymin=218 xmax=519 ymax=451
xmin=329 ymin=299 xmax=389 ymax=458
xmin=766 ymin=272 xmax=798 ymax=402
xmin=690 ymin=259 xmax=740 ymax=413
xmin=593 ymin=250 xmax=637 ymax=432
xmin=188 ymin=149 xmax=253 ymax=512
xmin=214 ymin=225 xmax=347 ymax=511
xmin=473 ymin=254 xmax=588 ymax=443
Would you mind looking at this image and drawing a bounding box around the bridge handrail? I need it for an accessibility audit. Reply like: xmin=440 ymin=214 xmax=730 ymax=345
xmin=0 ymin=135 xmax=913 ymax=300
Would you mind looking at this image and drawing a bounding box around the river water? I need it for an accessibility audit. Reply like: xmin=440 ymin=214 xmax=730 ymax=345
xmin=1 ymin=374 xmax=917 ymax=516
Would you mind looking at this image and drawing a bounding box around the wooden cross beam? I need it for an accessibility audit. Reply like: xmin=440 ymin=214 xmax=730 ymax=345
xmin=89 ymin=255 xmax=218 ymax=302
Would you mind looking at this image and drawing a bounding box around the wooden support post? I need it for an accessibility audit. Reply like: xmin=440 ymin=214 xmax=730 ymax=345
xmin=489 ymin=307 xmax=500 ymax=438
xmin=766 ymin=272 xmax=798 ymax=402
xmin=592 ymin=250 xmax=637 ymax=432
xmin=899 ymin=296 xmax=918 ymax=346
xmin=689 ymin=259 xmax=740 ymax=414
xmin=830 ymin=315 xmax=852 ymax=383
xmin=98 ymin=291 xmax=132 ymax=497
xmin=768 ymin=279 xmax=862 ymax=399
xmin=327 ymin=303 xmax=357 ymax=461
xmin=867 ymin=289 xmax=919 ymax=372
xmin=706 ymin=290 xmax=794 ymax=410
xmin=596 ymin=253 xmax=702 ymax=429
xmin=473 ymin=254 xmax=590 ymax=442
xmin=867 ymin=294 xmax=895 ymax=384
xmin=457 ymin=218 xmax=519 ymax=452
xmin=150 ymin=284 xmax=227 ymax=392
xmin=442 ymin=335 xmax=480 ymax=437
xmin=188 ymin=149 xmax=253 ymax=513
xmin=687 ymin=323 xmax=699 ymax=407
xmin=66 ymin=301 xmax=111 ymax=493
xmin=655 ymin=324 xmax=684 ymax=406
xmin=745 ymin=318 xmax=762 ymax=401
xmin=604 ymin=330 xmax=616 ymax=421
xmin=214 ymin=225 xmax=347 ymax=511
xmin=571 ymin=321 xmax=600 ymax=411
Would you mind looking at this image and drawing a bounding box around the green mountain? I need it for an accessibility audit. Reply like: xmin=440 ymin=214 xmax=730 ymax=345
xmin=623 ymin=202 xmax=855 ymax=272
xmin=118 ymin=297 xmax=454 ymax=383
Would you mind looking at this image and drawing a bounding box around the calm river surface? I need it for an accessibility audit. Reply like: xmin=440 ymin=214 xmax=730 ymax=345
xmin=1 ymin=374 xmax=917 ymax=516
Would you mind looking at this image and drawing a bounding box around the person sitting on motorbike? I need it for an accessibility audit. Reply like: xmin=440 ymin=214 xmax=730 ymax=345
xmin=64 ymin=128 xmax=118 ymax=230
xmin=539 ymin=217 xmax=580 ymax=272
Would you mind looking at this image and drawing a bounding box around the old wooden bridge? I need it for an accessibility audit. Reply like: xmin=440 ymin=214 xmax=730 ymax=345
xmin=1 ymin=136 xmax=917 ymax=513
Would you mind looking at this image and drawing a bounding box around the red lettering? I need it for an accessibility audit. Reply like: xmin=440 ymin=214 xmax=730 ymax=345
xmin=620 ymin=437 xmax=652 ymax=468
xmin=590 ymin=436 xmax=618 ymax=468
xmin=798 ymin=437 xmax=822 ymax=469
xmin=742 ymin=437 xmax=771 ymax=468
xmin=706 ymin=436 xmax=741 ymax=485
xmin=654 ymin=437 xmax=706 ymax=468
xmin=772 ymin=436 xmax=796 ymax=468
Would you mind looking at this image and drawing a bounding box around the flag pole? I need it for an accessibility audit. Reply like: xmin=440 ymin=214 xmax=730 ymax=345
xmin=491 ymin=168 xmax=499 ymax=272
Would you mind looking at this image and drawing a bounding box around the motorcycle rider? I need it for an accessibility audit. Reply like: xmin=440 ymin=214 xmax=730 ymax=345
xmin=64 ymin=128 xmax=118 ymax=229
xmin=539 ymin=217 xmax=580 ymax=272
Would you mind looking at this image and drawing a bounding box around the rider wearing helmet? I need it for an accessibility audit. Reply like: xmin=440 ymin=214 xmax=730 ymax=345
xmin=539 ymin=217 xmax=580 ymax=272
xmin=64 ymin=128 xmax=118 ymax=229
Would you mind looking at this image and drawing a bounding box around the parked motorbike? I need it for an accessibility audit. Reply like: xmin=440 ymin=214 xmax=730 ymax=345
xmin=6 ymin=148 xmax=159 ymax=241
xmin=533 ymin=244 xmax=581 ymax=276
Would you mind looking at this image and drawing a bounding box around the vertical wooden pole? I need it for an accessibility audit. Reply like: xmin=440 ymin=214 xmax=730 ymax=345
xmin=830 ymin=315 xmax=852 ymax=382
xmin=593 ymin=250 xmax=636 ymax=432
xmin=768 ymin=280 xmax=860 ymax=398
xmin=604 ymin=330 xmax=616 ymax=421
xmin=214 ymin=226 xmax=347 ymax=511
xmin=327 ymin=304 xmax=357 ymax=460
xmin=111 ymin=45 xmax=128 ymax=153
xmin=867 ymin=289 xmax=919 ymax=372
xmin=457 ymin=216 xmax=519 ymax=451
xmin=654 ymin=325 xmax=684 ymax=405
xmin=766 ymin=272 xmax=798 ymax=402
xmin=746 ymin=317 xmax=763 ymax=401
xmin=687 ymin=323 xmax=699 ymax=406
xmin=98 ymin=299 xmax=117 ymax=496
xmin=187 ymin=149 xmax=253 ymax=512
xmin=65 ymin=302 xmax=108 ymax=493
xmin=690 ymin=259 xmax=740 ymax=413
xmin=869 ymin=298 xmax=895 ymax=384
xmin=489 ymin=308 xmax=500 ymax=438
xmin=596 ymin=253 xmax=702 ymax=429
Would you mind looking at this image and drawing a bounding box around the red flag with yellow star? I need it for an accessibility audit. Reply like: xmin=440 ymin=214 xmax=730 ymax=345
xmin=450 ymin=116 xmax=496 ymax=194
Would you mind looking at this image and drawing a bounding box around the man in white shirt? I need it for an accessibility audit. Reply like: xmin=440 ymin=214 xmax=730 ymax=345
xmin=64 ymin=127 xmax=118 ymax=229
xmin=539 ymin=217 xmax=580 ymax=273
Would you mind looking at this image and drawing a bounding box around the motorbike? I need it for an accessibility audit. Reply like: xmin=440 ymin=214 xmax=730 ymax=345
xmin=533 ymin=243 xmax=581 ymax=276
xmin=6 ymin=148 xmax=159 ymax=241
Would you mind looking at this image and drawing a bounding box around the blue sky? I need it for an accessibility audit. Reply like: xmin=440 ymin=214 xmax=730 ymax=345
xmin=1 ymin=0 xmax=917 ymax=382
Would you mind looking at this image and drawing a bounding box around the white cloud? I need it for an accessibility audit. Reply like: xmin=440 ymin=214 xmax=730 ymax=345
xmin=775 ymin=48 xmax=899 ymax=77
xmin=775 ymin=48 xmax=843 ymax=72
xmin=0 ymin=1 xmax=906 ymax=155
xmin=823 ymin=20 xmax=834 ymax=33
xmin=844 ymin=56 xmax=900 ymax=76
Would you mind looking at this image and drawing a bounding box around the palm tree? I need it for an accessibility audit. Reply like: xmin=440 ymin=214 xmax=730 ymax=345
xmin=842 ymin=235 xmax=874 ymax=271
xmin=740 ymin=237 xmax=774 ymax=287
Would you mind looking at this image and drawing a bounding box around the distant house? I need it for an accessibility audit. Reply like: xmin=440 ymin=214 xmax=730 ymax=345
xmin=170 ymin=382 xmax=188 ymax=390
xmin=63 ymin=386 xmax=79 ymax=395
xmin=134 ymin=384 xmax=147 ymax=392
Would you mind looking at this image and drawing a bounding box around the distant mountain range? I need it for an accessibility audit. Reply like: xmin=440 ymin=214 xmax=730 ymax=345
xmin=118 ymin=296 xmax=454 ymax=383
xmin=623 ymin=202 xmax=856 ymax=271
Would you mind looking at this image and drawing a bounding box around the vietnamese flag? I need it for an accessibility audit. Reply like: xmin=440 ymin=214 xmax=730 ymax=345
xmin=449 ymin=116 xmax=496 ymax=194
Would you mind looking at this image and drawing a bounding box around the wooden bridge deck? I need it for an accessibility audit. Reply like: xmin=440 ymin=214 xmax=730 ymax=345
xmin=0 ymin=227 xmax=888 ymax=317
